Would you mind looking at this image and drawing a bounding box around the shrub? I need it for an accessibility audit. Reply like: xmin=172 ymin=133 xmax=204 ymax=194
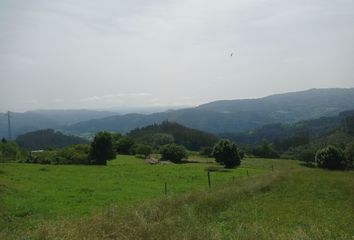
xmin=252 ymin=139 xmax=279 ymax=159
xmin=58 ymin=144 xmax=91 ymax=164
xmin=115 ymin=136 xmax=135 ymax=154
xmin=344 ymin=142 xmax=354 ymax=168
xmin=160 ymin=144 xmax=188 ymax=163
xmin=212 ymin=139 xmax=241 ymax=169
xmin=134 ymin=144 xmax=152 ymax=158
xmin=315 ymin=145 xmax=346 ymax=170
xmin=199 ymin=147 xmax=213 ymax=157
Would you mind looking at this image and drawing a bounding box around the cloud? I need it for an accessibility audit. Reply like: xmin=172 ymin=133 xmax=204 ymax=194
xmin=79 ymin=93 xmax=151 ymax=102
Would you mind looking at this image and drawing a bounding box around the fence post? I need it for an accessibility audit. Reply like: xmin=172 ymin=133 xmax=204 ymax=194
xmin=207 ymin=171 xmax=211 ymax=190
xmin=164 ymin=182 xmax=167 ymax=195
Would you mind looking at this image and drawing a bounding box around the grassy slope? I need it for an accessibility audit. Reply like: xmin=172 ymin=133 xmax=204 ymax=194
xmin=0 ymin=155 xmax=263 ymax=236
xmin=1 ymin=156 xmax=353 ymax=239
xmin=36 ymin=168 xmax=354 ymax=240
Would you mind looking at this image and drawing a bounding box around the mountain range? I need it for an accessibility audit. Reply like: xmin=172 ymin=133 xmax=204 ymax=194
xmin=1 ymin=88 xmax=354 ymax=138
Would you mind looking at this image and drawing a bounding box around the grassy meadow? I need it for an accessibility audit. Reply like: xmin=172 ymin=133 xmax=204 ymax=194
xmin=1 ymin=155 xmax=353 ymax=239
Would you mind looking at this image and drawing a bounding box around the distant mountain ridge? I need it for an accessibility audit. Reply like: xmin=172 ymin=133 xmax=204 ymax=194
xmin=65 ymin=88 xmax=354 ymax=134
xmin=0 ymin=109 xmax=117 ymax=139
xmin=1 ymin=88 xmax=354 ymax=138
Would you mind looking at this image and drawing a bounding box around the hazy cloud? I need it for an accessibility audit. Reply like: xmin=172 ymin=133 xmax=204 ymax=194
xmin=0 ymin=0 xmax=353 ymax=112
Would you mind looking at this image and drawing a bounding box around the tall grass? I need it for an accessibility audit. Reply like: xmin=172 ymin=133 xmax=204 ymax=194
xmin=34 ymin=168 xmax=354 ymax=240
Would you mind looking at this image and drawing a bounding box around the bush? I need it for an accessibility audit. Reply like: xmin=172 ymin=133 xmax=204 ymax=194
xmin=344 ymin=142 xmax=354 ymax=168
xmin=58 ymin=144 xmax=91 ymax=164
xmin=134 ymin=144 xmax=152 ymax=158
xmin=252 ymin=139 xmax=279 ymax=159
xmin=199 ymin=147 xmax=213 ymax=157
xmin=0 ymin=141 xmax=26 ymax=162
xmin=315 ymin=145 xmax=346 ymax=170
xmin=212 ymin=139 xmax=241 ymax=169
xmin=115 ymin=136 xmax=135 ymax=155
xmin=160 ymin=144 xmax=188 ymax=163
xmin=90 ymin=132 xmax=116 ymax=165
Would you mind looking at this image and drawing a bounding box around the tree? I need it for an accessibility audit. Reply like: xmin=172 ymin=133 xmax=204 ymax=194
xmin=152 ymin=133 xmax=174 ymax=149
xmin=160 ymin=144 xmax=188 ymax=163
xmin=344 ymin=142 xmax=354 ymax=168
xmin=115 ymin=136 xmax=135 ymax=154
xmin=134 ymin=144 xmax=152 ymax=158
xmin=253 ymin=139 xmax=279 ymax=159
xmin=315 ymin=145 xmax=345 ymax=170
xmin=90 ymin=132 xmax=116 ymax=165
xmin=212 ymin=139 xmax=241 ymax=168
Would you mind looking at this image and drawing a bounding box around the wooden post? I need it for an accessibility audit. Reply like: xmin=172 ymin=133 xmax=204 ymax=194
xmin=207 ymin=171 xmax=211 ymax=190
xmin=164 ymin=182 xmax=167 ymax=195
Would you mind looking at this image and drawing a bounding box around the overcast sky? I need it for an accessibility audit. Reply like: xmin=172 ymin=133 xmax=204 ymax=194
xmin=0 ymin=0 xmax=353 ymax=112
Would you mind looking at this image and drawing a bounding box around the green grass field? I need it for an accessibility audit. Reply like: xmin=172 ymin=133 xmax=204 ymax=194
xmin=0 ymin=155 xmax=263 ymax=237
xmin=1 ymin=155 xmax=353 ymax=239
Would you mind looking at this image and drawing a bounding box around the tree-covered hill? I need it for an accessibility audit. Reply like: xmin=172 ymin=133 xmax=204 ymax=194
xmin=221 ymin=110 xmax=354 ymax=151
xmin=128 ymin=121 xmax=219 ymax=150
xmin=15 ymin=129 xmax=89 ymax=150
xmin=65 ymin=88 xmax=354 ymax=134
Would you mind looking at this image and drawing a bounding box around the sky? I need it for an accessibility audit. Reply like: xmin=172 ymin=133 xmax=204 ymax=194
xmin=0 ymin=0 xmax=353 ymax=112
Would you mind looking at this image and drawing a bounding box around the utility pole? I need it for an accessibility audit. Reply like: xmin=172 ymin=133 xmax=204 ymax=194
xmin=7 ymin=111 xmax=12 ymax=141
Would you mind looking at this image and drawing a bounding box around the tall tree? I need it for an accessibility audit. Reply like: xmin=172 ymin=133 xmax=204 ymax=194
xmin=90 ymin=132 xmax=116 ymax=165
xmin=212 ymin=139 xmax=241 ymax=168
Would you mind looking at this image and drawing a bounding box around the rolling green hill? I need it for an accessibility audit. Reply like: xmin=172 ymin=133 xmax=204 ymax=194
xmin=15 ymin=129 xmax=89 ymax=150
xmin=128 ymin=121 xmax=219 ymax=150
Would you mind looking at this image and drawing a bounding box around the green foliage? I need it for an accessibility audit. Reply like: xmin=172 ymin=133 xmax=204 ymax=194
xmin=25 ymin=144 xmax=91 ymax=165
xmin=160 ymin=144 xmax=188 ymax=163
xmin=115 ymin=136 xmax=135 ymax=154
xmin=344 ymin=142 xmax=354 ymax=168
xmin=152 ymin=133 xmax=174 ymax=148
xmin=90 ymin=132 xmax=116 ymax=165
xmin=212 ymin=139 xmax=241 ymax=168
xmin=199 ymin=146 xmax=213 ymax=157
xmin=253 ymin=139 xmax=279 ymax=159
xmin=315 ymin=145 xmax=346 ymax=170
xmin=0 ymin=141 xmax=26 ymax=162
xmin=133 ymin=144 xmax=152 ymax=158
xmin=58 ymin=144 xmax=91 ymax=164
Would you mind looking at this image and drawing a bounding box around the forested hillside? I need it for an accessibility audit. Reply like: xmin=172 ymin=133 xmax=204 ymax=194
xmin=65 ymin=88 xmax=354 ymax=134
xmin=128 ymin=121 xmax=219 ymax=150
xmin=16 ymin=129 xmax=89 ymax=150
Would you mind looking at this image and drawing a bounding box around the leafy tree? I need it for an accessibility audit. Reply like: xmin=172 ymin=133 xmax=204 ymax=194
xmin=344 ymin=142 xmax=354 ymax=168
xmin=90 ymin=132 xmax=116 ymax=165
xmin=212 ymin=139 xmax=241 ymax=168
xmin=253 ymin=139 xmax=279 ymax=159
xmin=115 ymin=136 xmax=135 ymax=154
xmin=134 ymin=144 xmax=152 ymax=158
xmin=160 ymin=144 xmax=188 ymax=163
xmin=315 ymin=145 xmax=346 ymax=170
